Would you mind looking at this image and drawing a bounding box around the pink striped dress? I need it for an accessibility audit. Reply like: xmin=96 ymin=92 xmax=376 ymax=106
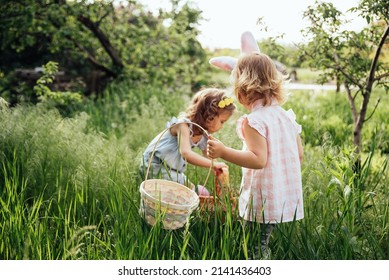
xmin=237 ymin=100 xmax=304 ymax=223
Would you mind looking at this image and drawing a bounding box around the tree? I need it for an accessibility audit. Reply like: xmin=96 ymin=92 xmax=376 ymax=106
xmin=299 ymin=0 xmax=388 ymax=156
xmin=0 ymin=0 xmax=208 ymax=102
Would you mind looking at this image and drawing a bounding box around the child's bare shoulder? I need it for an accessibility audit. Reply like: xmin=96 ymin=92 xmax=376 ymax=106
xmin=170 ymin=122 xmax=190 ymax=137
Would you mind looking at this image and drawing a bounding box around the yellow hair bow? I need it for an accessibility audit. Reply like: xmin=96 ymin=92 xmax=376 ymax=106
xmin=218 ymin=97 xmax=233 ymax=108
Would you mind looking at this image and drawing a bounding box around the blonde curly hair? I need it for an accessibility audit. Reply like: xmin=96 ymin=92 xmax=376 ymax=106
xmin=233 ymin=52 xmax=286 ymax=106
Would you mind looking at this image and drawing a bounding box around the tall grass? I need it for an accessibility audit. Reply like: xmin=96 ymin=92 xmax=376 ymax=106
xmin=273 ymin=143 xmax=388 ymax=259
xmin=0 ymin=85 xmax=388 ymax=260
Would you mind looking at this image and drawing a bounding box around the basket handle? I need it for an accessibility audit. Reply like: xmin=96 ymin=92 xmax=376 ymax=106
xmin=144 ymin=121 xmax=214 ymax=188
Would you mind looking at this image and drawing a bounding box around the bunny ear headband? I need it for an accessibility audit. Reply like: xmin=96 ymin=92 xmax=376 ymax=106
xmin=209 ymin=31 xmax=260 ymax=72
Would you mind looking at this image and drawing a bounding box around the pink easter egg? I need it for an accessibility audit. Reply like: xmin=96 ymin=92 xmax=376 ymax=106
xmin=197 ymin=185 xmax=210 ymax=196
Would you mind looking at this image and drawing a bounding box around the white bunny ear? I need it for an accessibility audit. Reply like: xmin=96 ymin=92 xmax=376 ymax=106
xmin=209 ymin=32 xmax=258 ymax=72
xmin=241 ymin=31 xmax=260 ymax=54
xmin=209 ymin=56 xmax=237 ymax=72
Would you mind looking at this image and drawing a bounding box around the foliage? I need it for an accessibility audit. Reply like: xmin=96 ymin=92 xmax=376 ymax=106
xmin=287 ymin=88 xmax=389 ymax=155
xmin=258 ymin=39 xmax=302 ymax=69
xmin=0 ymin=0 xmax=209 ymax=103
xmin=33 ymin=61 xmax=82 ymax=107
xmin=288 ymin=91 xmax=353 ymax=148
xmin=299 ymin=0 xmax=389 ymax=154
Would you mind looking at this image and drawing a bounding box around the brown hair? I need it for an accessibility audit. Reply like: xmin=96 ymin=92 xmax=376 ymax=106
xmin=183 ymin=88 xmax=236 ymax=135
xmin=233 ymin=52 xmax=286 ymax=106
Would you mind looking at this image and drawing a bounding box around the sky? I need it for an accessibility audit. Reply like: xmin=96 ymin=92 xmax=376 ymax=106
xmin=138 ymin=0 xmax=367 ymax=50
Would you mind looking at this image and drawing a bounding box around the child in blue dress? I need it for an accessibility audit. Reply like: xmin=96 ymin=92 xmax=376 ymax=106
xmin=140 ymin=88 xmax=236 ymax=190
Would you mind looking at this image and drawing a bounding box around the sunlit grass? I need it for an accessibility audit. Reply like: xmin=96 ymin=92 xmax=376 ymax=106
xmin=0 ymin=83 xmax=388 ymax=260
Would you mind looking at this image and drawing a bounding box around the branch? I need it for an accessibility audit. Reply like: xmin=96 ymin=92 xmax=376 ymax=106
xmin=72 ymin=40 xmax=117 ymax=78
xmin=305 ymin=49 xmax=365 ymax=90
xmin=344 ymin=83 xmax=358 ymax=123
xmin=329 ymin=52 xmax=363 ymax=90
xmin=97 ymin=10 xmax=111 ymax=26
xmin=78 ymin=15 xmax=124 ymax=69
xmin=339 ymin=68 xmax=364 ymax=90
xmin=364 ymin=97 xmax=381 ymax=122
xmin=48 ymin=17 xmax=117 ymax=78
xmin=352 ymin=90 xmax=360 ymax=101
xmin=374 ymin=72 xmax=389 ymax=81
xmin=325 ymin=62 xmax=364 ymax=91
xmin=366 ymin=24 xmax=389 ymax=92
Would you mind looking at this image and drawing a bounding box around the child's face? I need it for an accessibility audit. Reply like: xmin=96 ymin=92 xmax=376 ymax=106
xmin=206 ymin=111 xmax=232 ymax=134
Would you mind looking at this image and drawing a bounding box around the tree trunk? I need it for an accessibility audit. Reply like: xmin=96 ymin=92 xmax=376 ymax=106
xmin=353 ymin=123 xmax=362 ymax=155
xmin=350 ymin=25 xmax=389 ymax=158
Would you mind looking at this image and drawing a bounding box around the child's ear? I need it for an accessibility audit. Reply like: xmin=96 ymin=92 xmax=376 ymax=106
xmin=209 ymin=56 xmax=237 ymax=72
xmin=241 ymin=31 xmax=260 ymax=54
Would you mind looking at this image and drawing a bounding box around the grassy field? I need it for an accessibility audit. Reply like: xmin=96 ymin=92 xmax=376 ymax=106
xmin=0 ymin=80 xmax=388 ymax=260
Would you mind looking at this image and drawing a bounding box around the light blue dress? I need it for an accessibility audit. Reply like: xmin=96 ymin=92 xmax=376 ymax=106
xmin=140 ymin=117 xmax=208 ymax=185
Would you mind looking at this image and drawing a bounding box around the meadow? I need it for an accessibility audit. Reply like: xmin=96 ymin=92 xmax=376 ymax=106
xmin=0 ymin=78 xmax=388 ymax=260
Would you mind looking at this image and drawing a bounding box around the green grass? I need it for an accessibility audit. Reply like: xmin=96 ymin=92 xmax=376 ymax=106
xmin=0 ymin=82 xmax=388 ymax=260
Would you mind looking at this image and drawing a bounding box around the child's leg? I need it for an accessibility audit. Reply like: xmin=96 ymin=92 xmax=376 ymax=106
xmin=246 ymin=221 xmax=275 ymax=259
xmin=260 ymin=223 xmax=275 ymax=257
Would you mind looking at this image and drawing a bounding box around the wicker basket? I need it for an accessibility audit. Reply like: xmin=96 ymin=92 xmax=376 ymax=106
xmin=140 ymin=179 xmax=199 ymax=230
xmin=139 ymin=121 xmax=207 ymax=230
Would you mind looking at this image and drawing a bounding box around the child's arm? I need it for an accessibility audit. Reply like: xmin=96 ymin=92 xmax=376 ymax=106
xmin=207 ymin=119 xmax=267 ymax=169
xmin=297 ymin=134 xmax=303 ymax=165
xmin=175 ymin=123 xmax=225 ymax=169
xmin=201 ymin=147 xmax=228 ymax=170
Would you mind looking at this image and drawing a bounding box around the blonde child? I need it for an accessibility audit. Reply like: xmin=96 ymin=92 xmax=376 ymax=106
xmin=207 ymin=53 xmax=304 ymax=258
xmin=141 ymin=88 xmax=236 ymax=191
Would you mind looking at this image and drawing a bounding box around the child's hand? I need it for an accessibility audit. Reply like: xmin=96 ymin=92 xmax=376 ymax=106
xmin=207 ymin=136 xmax=225 ymax=159
xmin=213 ymin=161 xmax=227 ymax=170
